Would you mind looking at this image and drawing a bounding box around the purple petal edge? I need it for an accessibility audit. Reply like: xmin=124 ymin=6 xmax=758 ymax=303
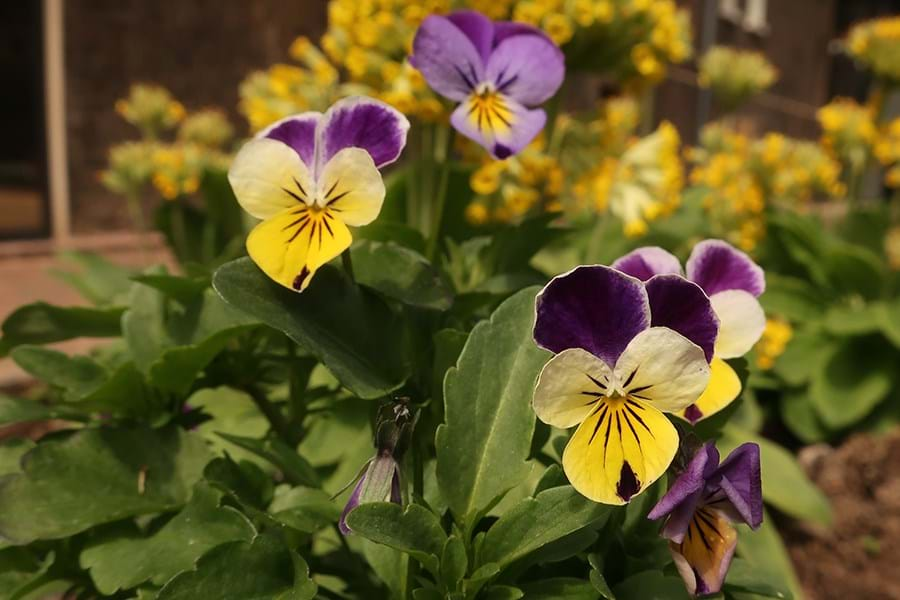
xmin=612 ymin=246 xmax=683 ymax=281
xmin=645 ymin=274 xmax=719 ymax=363
xmin=714 ymin=442 xmax=763 ymax=529
xmin=261 ymin=113 xmax=320 ymax=167
xmin=686 ymin=239 xmax=766 ymax=297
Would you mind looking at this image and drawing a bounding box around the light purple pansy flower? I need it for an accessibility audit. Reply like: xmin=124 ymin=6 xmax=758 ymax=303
xmin=612 ymin=241 xmax=766 ymax=423
xmin=648 ymin=442 xmax=762 ymax=596
xmin=228 ymin=96 xmax=409 ymax=292
xmin=531 ymin=266 xmax=717 ymax=505
xmin=410 ymin=10 xmax=565 ymax=158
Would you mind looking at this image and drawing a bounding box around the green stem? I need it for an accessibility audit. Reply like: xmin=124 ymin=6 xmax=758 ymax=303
xmin=341 ymin=249 xmax=355 ymax=282
xmin=243 ymin=385 xmax=297 ymax=447
xmin=425 ymin=126 xmax=455 ymax=262
xmin=124 ymin=190 xmax=149 ymax=262
xmin=170 ymin=201 xmax=190 ymax=264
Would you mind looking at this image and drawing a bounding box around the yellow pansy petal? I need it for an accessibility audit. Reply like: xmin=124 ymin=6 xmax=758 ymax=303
xmin=533 ymin=348 xmax=615 ymax=429
xmin=679 ymin=358 xmax=741 ymax=424
xmin=562 ymin=397 xmax=679 ymax=505
xmin=669 ymin=507 xmax=738 ymax=595
xmin=228 ymin=138 xmax=315 ymax=220
xmin=613 ymin=327 xmax=710 ymax=413
xmin=711 ymin=290 xmax=766 ymax=359
xmin=316 ymin=147 xmax=385 ymax=227
xmin=246 ymin=205 xmax=351 ymax=292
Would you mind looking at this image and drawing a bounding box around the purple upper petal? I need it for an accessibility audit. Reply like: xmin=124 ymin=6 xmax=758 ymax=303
xmin=686 ymin=239 xmax=766 ymax=297
xmin=494 ymin=21 xmax=549 ymax=45
xmin=338 ymin=474 xmax=366 ymax=535
xmin=649 ymin=443 xmax=719 ymax=542
xmin=410 ymin=15 xmax=486 ymax=101
xmin=612 ymin=247 xmax=683 ymax=282
xmin=317 ymin=97 xmax=410 ymax=171
xmin=261 ymin=113 xmax=320 ymax=167
xmin=534 ymin=265 xmax=650 ymax=366
xmin=446 ymin=11 xmax=495 ymax=66
xmin=645 ymin=275 xmax=719 ymax=362
xmin=485 ymin=32 xmax=564 ymax=105
xmin=712 ymin=443 xmax=762 ymax=529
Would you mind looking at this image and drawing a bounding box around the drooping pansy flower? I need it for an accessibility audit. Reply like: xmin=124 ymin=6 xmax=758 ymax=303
xmin=612 ymin=240 xmax=766 ymax=423
xmin=228 ymin=97 xmax=409 ymax=292
xmin=410 ymin=10 xmax=564 ymax=159
xmin=532 ymin=266 xmax=718 ymax=505
xmin=648 ymin=442 xmax=762 ymax=596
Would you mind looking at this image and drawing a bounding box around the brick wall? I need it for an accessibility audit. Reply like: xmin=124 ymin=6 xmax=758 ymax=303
xmin=64 ymin=0 xmax=327 ymax=233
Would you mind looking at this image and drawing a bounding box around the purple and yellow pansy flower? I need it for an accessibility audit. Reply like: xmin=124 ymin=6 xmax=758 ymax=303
xmin=612 ymin=240 xmax=766 ymax=423
xmin=228 ymin=96 xmax=409 ymax=292
xmin=410 ymin=10 xmax=564 ymax=159
xmin=532 ymin=266 xmax=719 ymax=505
xmin=648 ymin=442 xmax=763 ymax=596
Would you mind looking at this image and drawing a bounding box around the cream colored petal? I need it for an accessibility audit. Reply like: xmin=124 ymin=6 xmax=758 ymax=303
xmin=316 ymin=148 xmax=386 ymax=227
xmin=228 ymin=138 xmax=315 ymax=220
xmin=533 ymin=348 xmax=615 ymax=429
xmin=711 ymin=290 xmax=766 ymax=359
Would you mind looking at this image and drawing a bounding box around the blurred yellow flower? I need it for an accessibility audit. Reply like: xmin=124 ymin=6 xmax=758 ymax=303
xmin=755 ymin=318 xmax=793 ymax=370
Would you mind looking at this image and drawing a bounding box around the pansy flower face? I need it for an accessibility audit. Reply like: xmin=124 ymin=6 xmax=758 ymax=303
xmin=648 ymin=443 xmax=762 ymax=596
xmin=532 ymin=266 xmax=718 ymax=505
xmin=613 ymin=240 xmax=766 ymax=423
xmin=410 ymin=10 xmax=564 ymax=159
xmin=228 ymin=97 xmax=409 ymax=292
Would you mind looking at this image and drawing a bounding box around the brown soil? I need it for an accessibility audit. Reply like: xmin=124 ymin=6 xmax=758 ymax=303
xmin=785 ymin=430 xmax=900 ymax=600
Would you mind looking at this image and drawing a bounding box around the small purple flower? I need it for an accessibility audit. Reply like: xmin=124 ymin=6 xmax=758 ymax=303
xmin=410 ymin=10 xmax=565 ymax=158
xmin=612 ymin=241 xmax=767 ymax=423
xmin=338 ymin=453 xmax=402 ymax=535
xmin=648 ymin=442 xmax=763 ymax=596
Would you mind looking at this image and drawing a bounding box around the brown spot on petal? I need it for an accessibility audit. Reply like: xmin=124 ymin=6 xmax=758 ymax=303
xmin=292 ymin=266 xmax=310 ymax=291
xmin=617 ymin=460 xmax=640 ymax=501
xmin=684 ymin=404 xmax=703 ymax=424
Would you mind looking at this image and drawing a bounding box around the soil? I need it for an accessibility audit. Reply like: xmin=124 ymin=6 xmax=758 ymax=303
xmin=785 ymin=430 xmax=900 ymax=600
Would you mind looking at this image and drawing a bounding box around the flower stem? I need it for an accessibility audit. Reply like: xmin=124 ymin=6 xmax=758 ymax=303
xmin=243 ymin=384 xmax=298 ymax=447
xmin=341 ymin=249 xmax=355 ymax=282
xmin=124 ymin=190 xmax=149 ymax=263
xmin=426 ymin=126 xmax=455 ymax=262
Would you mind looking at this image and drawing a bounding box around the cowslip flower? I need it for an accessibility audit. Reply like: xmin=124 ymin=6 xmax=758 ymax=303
xmin=532 ymin=266 xmax=718 ymax=504
xmin=612 ymin=240 xmax=765 ymax=423
xmin=648 ymin=443 xmax=762 ymax=596
xmin=228 ymin=96 xmax=409 ymax=291
xmin=410 ymin=10 xmax=564 ymax=159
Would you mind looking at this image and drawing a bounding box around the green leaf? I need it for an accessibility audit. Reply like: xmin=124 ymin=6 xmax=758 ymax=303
xmin=878 ymin=298 xmax=900 ymax=348
xmin=0 ymin=395 xmax=61 ymax=426
xmin=355 ymin=221 xmax=426 ymax=253
xmin=479 ymin=485 xmax=609 ymax=568
xmin=589 ymin=565 xmax=616 ymax=600
xmin=50 ymin=250 xmax=134 ymax=306
xmin=823 ymin=241 xmax=884 ymax=299
xmin=186 ymin=387 xmax=269 ymax=464
xmin=771 ymin=328 xmax=832 ymax=387
xmin=132 ymin=273 xmax=210 ymax=304
xmin=0 ymin=439 xmax=33 ymax=476
xmin=156 ymin=531 xmax=317 ymax=600
xmin=432 ymin=329 xmax=468 ymax=406
xmin=0 ymin=425 xmax=212 ymax=543
xmin=823 ymin=302 xmax=882 ymax=336
xmin=436 ymin=287 xmax=550 ymax=526
xmin=213 ymin=258 xmax=410 ymax=399
xmin=351 ymin=240 xmax=453 ymax=310
xmin=519 ymin=578 xmax=600 ymax=599
xmin=809 ymin=337 xmax=898 ymax=429
xmin=361 ymin=540 xmax=409 ymax=600
xmin=268 ymin=486 xmax=339 ymax=533
xmin=345 ymin=503 xmax=447 ymax=576
xmin=216 ymin=432 xmax=320 ymax=488
xmin=724 ymin=557 xmax=792 ymax=599
xmin=441 ymin=535 xmax=468 ymax=593
xmin=779 ymin=392 xmax=830 ymax=444
xmin=123 ymin=280 xmax=258 ymax=395
xmin=482 ymin=585 xmax=524 ymax=600
xmin=0 ymin=303 xmax=123 ymax=356
xmin=612 ymin=570 xmax=690 ymax=600
xmin=80 ymin=483 xmax=256 ymax=594
xmin=736 ymin=510 xmax=803 ymax=600
xmin=0 ymin=547 xmax=53 ymax=599
xmin=719 ymin=426 xmax=831 ymax=526
xmin=759 ymin=274 xmax=826 ymax=322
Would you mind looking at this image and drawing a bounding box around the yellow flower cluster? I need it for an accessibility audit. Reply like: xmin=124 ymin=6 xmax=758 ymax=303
xmin=177 ymin=109 xmax=235 ymax=150
xmin=465 ymin=136 xmax=565 ymax=224
xmin=846 ymin=15 xmax=900 ymax=83
xmin=150 ymin=144 xmax=230 ymax=201
xmin=698 ymin=46 xmax=778 ymax=112
xmin=817 ymin=98 xmax=877 ymax=175
xmin=755 ymin=317 xmax=793 ymax=370
xmin=100 ymin=141 xmax=158 ymax=197
xmin=690 ymin=125 xmax=843 ymax=250
xmin=875 ymin=117 xmax=900 ymax=188
xmin=115 ymin=84 xmax=185 ymax=140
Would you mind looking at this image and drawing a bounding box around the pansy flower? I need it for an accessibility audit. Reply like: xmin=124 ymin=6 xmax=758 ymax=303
xmin=612 ymin=241 xmax=766 ymax=423
xmin=532 ymin=266 xmax=719 ymax=504
xmin=228 ymin=97 xmax=409 ymax=292
xmin=648 ymin=443 xmax=762 ymax=596
xmin=410 ymin=10 xmax=564 ymax=159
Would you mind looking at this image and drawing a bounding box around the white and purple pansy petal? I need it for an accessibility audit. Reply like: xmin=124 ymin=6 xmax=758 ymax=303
xmin=410 ymin=14 xmax=486 ymax=101
xmin=317 ymin=96 xmax=410 ymax=171
xmin=612 ymin=246 xmax=683 ymax=282
xmin=533 ymin=347 xmax=616 ymax=430
xmin=260 ymin=112 xmax=321 ymax=168
xmin=645 ymin=275 xmax=719 ymax=363
xmin=534 ymin=265 xmax=650 ymax=366
xmin=686 ymin=239 xmax=766 ymax=297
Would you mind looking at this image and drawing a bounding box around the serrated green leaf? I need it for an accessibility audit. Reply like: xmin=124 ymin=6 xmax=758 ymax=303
xmin=351 ymin=240 xmax=453 ymax=310
xmin=719 ymin=426 xmax=831 ymax=526
xmin=823 ymin=302 xmax=882 ymax=336
xmin=0 ymin=395 xmax=63 ymax=426
xmin=80 ymin=483 xmax=256 ymax=594
xmin=479 ymin=485 xmax=610 ymax=568
xmin=520 ymin=578 xmax=600 ymax=599
xmin=758 ymin=275 xmax=826 ymax=322
xmin=771 ymin=328 xmax=832 ymax=387
xmin=346 ymin=503 xmax=446 ymax=576
xmin=132 ymin=273 xmax=210 ymax=304
xmin=156 ymin=532 xmax=316 ymax=600
xmin=216 ymin=432 xmax=320 ymax=488
xmin=268 ymin=486 xmax=339 ymax=533
xmin=0 ymin=426 xmax=211 ymax=543
xmin=361 ymin=539 xmax=409 ymax=600
xmin=482 ymin=585 xmax=523 ymax=600
xmin=0 ymin=439 xmax=33 ymax=476
xmin=436 ymin=287 xmax=549 ymax=527
xmin=213 ymin=258 xmax=410 ymax=399
xmin=0 ymin=303 xmax=123 ymax=356
xmin=878 ymin=298 xmax=900 ymax=348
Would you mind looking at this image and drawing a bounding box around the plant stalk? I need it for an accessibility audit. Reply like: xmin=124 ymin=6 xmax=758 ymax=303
xmin=425 ymin=126 xmax=455 ymax=262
